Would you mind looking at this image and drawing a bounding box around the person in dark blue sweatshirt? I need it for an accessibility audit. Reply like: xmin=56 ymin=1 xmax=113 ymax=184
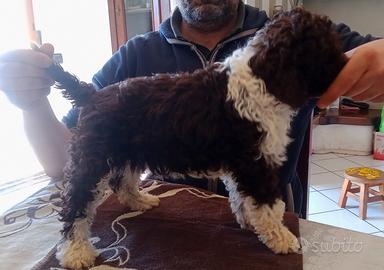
xmin=0 ymin=0 xmax=383 ymax=217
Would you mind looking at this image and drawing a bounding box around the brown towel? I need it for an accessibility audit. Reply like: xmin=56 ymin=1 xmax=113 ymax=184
xmin=34 ymin=180 xmax=302 ymax=270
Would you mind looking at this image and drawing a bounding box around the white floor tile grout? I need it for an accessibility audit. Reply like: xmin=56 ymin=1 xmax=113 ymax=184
xmin=308 ymin=208 xmax=344 ymax=216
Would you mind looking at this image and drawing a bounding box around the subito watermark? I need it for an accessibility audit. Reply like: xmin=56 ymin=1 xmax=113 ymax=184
xmin=298 ymin=236 xmax=364 ymax=254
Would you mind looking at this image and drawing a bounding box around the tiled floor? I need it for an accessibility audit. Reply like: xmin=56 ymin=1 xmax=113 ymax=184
xmin=309 ymin=153 xmax=384 ymax=237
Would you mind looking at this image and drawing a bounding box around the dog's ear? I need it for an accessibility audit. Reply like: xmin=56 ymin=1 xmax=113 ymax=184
xmin=284 ymin=8 xmax=347 ymax=98
xmin=249 ymin=8 xmax=347 ymax=108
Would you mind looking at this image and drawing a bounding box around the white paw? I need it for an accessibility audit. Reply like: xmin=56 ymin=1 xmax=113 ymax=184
xmin=57 ymin=239 xmax=98 ymax=270
xmin=258 ymin=225 xmax=300 ymax=254
xmin=119 ymin=191 xmax=160 ymax=211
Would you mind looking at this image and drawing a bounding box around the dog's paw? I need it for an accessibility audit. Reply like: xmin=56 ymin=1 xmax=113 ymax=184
xmin=272 ymin=200 xmax=286 ymax=222
xmin=57 ymin=239 xmax=98 ymax=270
xmin=258 ymin=226 xmax=300 ymax=254
xmin=119 ymin=191 xmax=160 ymax=211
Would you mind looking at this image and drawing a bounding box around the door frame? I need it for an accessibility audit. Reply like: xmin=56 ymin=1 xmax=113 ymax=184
xmin=108 ymin=0 xmax=171 ymax=53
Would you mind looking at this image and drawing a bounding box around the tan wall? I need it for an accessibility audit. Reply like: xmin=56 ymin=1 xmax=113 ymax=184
xmin=304 ymin=0 xmax=383 ymax=38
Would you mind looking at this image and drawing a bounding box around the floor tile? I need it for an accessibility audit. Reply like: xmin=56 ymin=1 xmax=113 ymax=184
xmin=310 ymin=163 xmax=328 ymax=174
xmin=319 ymin=188 xmax=360 ymax=208
xmin=333 ymin=170 xmax=346 ymax=178
xmin=308 ymin=191 xmax=340 ymax=214
xmin=308 ymin=209 xmax=379 ymax=234
xmin=311 ymin=153 xmax=339 ymax=161
xmin=312 ymin=157 xmax=360 ymax=172
xmin=371 ymin=232 xmax=384 ymax=237
xmin=370 ymin=185 xmax=381 ymax=192
xmin=310 ymin=172 xmax=344 ymax=190
xmin=345 ymin=155 xmax=384 ymax=167
xmin=372 ymin=165 xmax=384 ymax=172
xmin=348 ymin=202 xmax=384 ymax=231
xmin=309 ymin=154 xmax=384 ymax=236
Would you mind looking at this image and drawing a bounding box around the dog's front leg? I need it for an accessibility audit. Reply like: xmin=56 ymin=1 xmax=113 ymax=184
xmin=221 ymin=172 xmax=300 ymax=254
xmin=242 ymin=196 xmax=300 ymax=254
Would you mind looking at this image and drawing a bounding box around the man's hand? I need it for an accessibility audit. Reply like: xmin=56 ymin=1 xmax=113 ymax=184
xmin=317 ymin=39 xmax=384 ymax=108
xmin=0 ymin=43 xmax=54 ymax=111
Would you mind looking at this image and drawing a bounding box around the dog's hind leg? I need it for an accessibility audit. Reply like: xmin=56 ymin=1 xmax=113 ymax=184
xmin=57 ymin=143 xmax=112 ymax=269
xmin=222 ymin=161 xmax=300 ymax=254
xmin=111 ymin=164 xmax=160 ymax=211
xmin=57 ymin=172 xmax=110 ymax=269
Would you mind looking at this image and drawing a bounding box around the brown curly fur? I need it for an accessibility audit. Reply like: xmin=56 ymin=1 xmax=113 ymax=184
xmin=250 ymin=9 xmax=346 ymax=108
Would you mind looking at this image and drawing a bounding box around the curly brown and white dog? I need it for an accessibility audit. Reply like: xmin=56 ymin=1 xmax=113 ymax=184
xmin=50 ymin=8 xmax=346 ymax=269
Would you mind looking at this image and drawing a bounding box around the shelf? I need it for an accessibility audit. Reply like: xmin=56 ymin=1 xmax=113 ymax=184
xmin=315 ymin=108 xmax=381 ymax=126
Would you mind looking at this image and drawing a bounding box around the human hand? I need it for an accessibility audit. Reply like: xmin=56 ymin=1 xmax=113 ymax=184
xmin=317 ymin=39 xmax=384 ymax=108
xmin=0 ymin=43 xmax=54 ymax=111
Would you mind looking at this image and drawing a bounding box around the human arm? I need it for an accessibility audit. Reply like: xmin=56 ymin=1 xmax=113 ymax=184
xmin=317 ymin=35 xmax=384 ymax=108
xmin=92 ymin=42 xmax=134 ymax=89
xmin=23 ymin=98 xmax=72 ymax=177
xmin=0 ymin=44 xmax=72 ymax=177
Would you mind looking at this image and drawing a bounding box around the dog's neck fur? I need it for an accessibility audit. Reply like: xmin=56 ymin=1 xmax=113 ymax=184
xmin=224 ymin=42 xmax=296 ymax=167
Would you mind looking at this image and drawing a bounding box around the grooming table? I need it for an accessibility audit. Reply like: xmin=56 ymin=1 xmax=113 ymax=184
xmin=0 ymin=175 xmax=383 ymax=270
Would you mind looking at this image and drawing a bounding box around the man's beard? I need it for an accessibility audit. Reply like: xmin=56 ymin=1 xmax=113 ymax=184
xmin=177 ymin=0 xmax=239 ymax=31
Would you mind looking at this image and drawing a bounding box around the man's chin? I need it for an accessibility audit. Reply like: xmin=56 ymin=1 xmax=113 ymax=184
xmin=180 ymin=0 xmax=237 ymax=30
xmin=193 ymin=5 xmax=224 ymax=20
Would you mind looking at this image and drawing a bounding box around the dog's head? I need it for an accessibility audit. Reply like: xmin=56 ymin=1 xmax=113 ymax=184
xmin=249 ymin=8 xmax=347 ymax=108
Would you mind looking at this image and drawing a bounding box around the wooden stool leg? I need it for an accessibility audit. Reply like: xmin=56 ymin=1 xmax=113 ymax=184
xmin=359 ymin=184 xmax=369 ymax=220
xmin=339 ymin=179 xmax=352 ymax=208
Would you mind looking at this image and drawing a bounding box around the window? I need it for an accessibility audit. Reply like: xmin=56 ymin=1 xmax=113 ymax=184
xmin=0 ymin=1 xmax=111 ymax=186
xmin=0 ymin=2 xmax=41 ymax=185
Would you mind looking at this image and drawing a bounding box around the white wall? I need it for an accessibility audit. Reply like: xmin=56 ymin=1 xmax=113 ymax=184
xmin=304 ymin=0 xmax=384 ymax=37
xmin=253 ymin=0 xmax=383 ymax=37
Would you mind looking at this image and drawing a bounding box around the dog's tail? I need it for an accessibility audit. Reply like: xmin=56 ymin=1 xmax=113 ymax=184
xmin=46 ymin=63 xmax=96 ymax=107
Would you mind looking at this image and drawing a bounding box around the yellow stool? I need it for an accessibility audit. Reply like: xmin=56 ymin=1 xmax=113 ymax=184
xmin=338 ymin=167 xmax=384 ymax=219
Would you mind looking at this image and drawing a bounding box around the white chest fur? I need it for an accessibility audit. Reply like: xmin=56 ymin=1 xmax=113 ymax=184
xmin=223 ymin=44 xmax=297 ymax=167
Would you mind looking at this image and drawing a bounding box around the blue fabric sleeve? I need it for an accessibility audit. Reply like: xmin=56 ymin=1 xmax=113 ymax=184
xmin=92 ymin=41 xmax=137 ymax=90
xmin=336 ymin=23 xmax=380 ymax=52
xmin=278 ymin=99 xmax=317 ymax=215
